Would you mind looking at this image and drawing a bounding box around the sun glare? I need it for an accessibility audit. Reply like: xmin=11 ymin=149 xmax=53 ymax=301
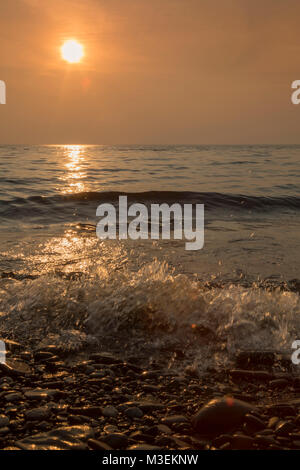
xmin=61 ymin=40 xmax=84 ymax=64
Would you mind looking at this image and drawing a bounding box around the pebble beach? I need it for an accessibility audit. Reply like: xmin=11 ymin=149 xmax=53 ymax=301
xmin=1 ymin=341 xmax=300 ymax=451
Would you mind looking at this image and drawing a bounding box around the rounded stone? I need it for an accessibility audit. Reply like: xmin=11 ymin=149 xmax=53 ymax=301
xmin=102 ymin=406 xmax=118 ymax=418
xmin=124 ymin=407 xmax=143 ymax=419
xmin=128 ymin=444 xmax=162 ymax=450
xmin=192 ymin=397 xmax=254 ymax=436
xmin=0 ymin=415 xmax=9 ymax=427
xmin=0 ymin=358 xmax=32 ymax=377
xmin=243 ymin=414 xmax=265 ymax=433
xmin=16 ymin=426 xmax=94 ymax=451
xmin=161 ymin=415 xmax=188 ymax=426
xmin=25 ymin=407 xmax=51 ymax=421
xmin=102 ymin=433 xmax=128 ymax=449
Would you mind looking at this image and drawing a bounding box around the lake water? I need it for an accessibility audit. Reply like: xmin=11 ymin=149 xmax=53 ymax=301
xmin=0 ymin=144 xmax=300 ymax=370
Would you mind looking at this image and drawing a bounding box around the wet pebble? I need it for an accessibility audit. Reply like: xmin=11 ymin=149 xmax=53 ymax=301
xmin=269 ymin=379 xmax=289 ymax=389
xmin=0 ymin=427 xmax=10 ymax=436
xmin=68 ymin=406 xmax=103 ymax=418
xmin=0 ymin=358 xmax=32 ymax=377
xmin=128 ymin=444 xmax=162 ymax=451
xmin=16 ymin=425 xmax=94 ymax=451
xmin=275 ymin=420 xmax=295 ymax=437
xmin=192 ymin=397 xmax=254 ymax=437
xmin=0 ymin=415 xmax=9 ymax=427
xmin=89 ymin=353 xmax=121 ymax=365
xmin=101 ymin=433 xmax=128 ymax=449
xmin=102 ymin=406 xmax=118 ymax=418
xmin=88 ymin=439 xmax=113 ymax=450
xmin=24 ymin=389 xmax=64 ymax=401
xmin=243 ymin=414 xmax=265 ymax=434
xmin=124 ymin=407 xmax=143 ymax=419
xmin=5 ymin=392 xmax=23 ymax=403
xmin=162 ymin=415 xmax=188 ymax=426
xmin=25 ymin=407 xmax=51 ymax=421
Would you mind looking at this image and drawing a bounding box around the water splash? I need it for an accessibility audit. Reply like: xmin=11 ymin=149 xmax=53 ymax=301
xmin=0 ymin=233 xmax=299 ymax=371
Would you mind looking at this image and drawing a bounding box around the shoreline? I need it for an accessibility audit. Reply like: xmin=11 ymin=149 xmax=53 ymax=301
xmin=0 ymin=341 xmax=300 ymax=450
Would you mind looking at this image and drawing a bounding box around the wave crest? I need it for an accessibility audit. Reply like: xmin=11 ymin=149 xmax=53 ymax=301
xmin=1 ymin=243 xmax=299 ymax=370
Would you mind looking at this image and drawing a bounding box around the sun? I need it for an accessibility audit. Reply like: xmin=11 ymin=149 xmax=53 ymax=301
xmin=61 ymin=40 xmax=84 ymax=64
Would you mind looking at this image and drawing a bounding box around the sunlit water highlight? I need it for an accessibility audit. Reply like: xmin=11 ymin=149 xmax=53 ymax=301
xmin=0 ymin=145 xmax=300 ymax=369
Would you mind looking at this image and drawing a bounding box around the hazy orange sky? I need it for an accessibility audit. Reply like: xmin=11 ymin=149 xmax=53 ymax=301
xmin=1 ymin=0 xmax=300 ymax=144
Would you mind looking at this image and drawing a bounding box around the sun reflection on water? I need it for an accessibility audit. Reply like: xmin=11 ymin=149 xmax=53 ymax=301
xmin=60 ymin=145 xmax=87 ymax=194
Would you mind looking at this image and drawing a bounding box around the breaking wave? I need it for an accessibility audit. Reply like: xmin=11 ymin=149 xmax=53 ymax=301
xmin=1 ymin=191 xmax=300 ymax=223
xmin=0 ymin=237 xmax=299 ymax=371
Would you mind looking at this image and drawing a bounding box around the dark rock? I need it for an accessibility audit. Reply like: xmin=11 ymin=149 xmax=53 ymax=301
xmin=267 ymin=404 xmax=296 ymax=416
xmin=86 ymin=379 xmax=103 ymax=387
xmin=128 ymin=444 xmax=162 ymax=450
xmin=212 ymin=434 xmax=233 ymax=448
xmin=268 ymin=417 xmax=280 ymax=429
xmin=124 ymin=407 xmax=143 ymax=419
xmin=74 ymin=361 xmax=95 ymax=373
xmin=161 ymin=415 xmax=188 ymax=426
xmin=121 ymin=401 xmax=164 ymax=412
xmin=68 ymin=406 xmax=103 ymax=418
xmin=102 ymin=433 xmax=128 ymax=449
xmin=269 ymin=379 xmax=289 ymax=389
xmin=148 ymin=424 xmax=172 ymax=436
xmin=141 ymin=370 xmax=159 ymax=380
xmin=0 ymin=415 xmax=9 ymax=427
xmin=44 ymin=361 xmax=65 ymax=372
xmin=142 ymin=385 xmax=160 ymax=393
xmin=24 ymin=389 xmax=64 ymax=401
xmin=5 ymin=392 xmax=23 ymax=402
xmin=0 ymin=339 xmax=22 ymax=353
xmin=243 ymin=414 xmax=265 ymax=433
xmin=121 ymin=362 xmax=143 ymax=373
xmin=192 ymin=397 xmax=254 ymax=436
xmin=16 ymin=425 xmax=94 ymax=450
xmin=155 ymin=435 xmax=183 ymax=447
xmin=88 ymin=439 xmax=113 ymax=450
xmin=254 ymin=435 xmax=277 ymax=448
xmin=0 ymin=358 xmax=32 ymax=377
xmin=255 ymin=429 xmax=274 ymax=436
xmin=295 ymin=415 xmax=300 ymax=426
xmin=130 ymin=430 xmax=153 ymax=443
xmin=219 ymin=442 xmax=231 ymax=450
xmin=36 ymin=345 xmax=66 ymax=357
xmin=102 ymin=406 xmax=118 ymax=418
xmin=34 ymin=351 xmax=55 ymax=362
xmin=103 ymin=424 xmax=118 ymax=433
xmin=25 ymin=407 xmax=51 ymax=421
xmin=68 ymin=415 xmax=87 ymax=425
xmin=275 ymin=421 xmax=295 ymax=437
xmin=276 ymin=436 xmax=291 ymax=446
xmin=0 ymin=427 xmax=10 ymax=436
xmin=89 ymin=352 xmax=121 ymax=365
